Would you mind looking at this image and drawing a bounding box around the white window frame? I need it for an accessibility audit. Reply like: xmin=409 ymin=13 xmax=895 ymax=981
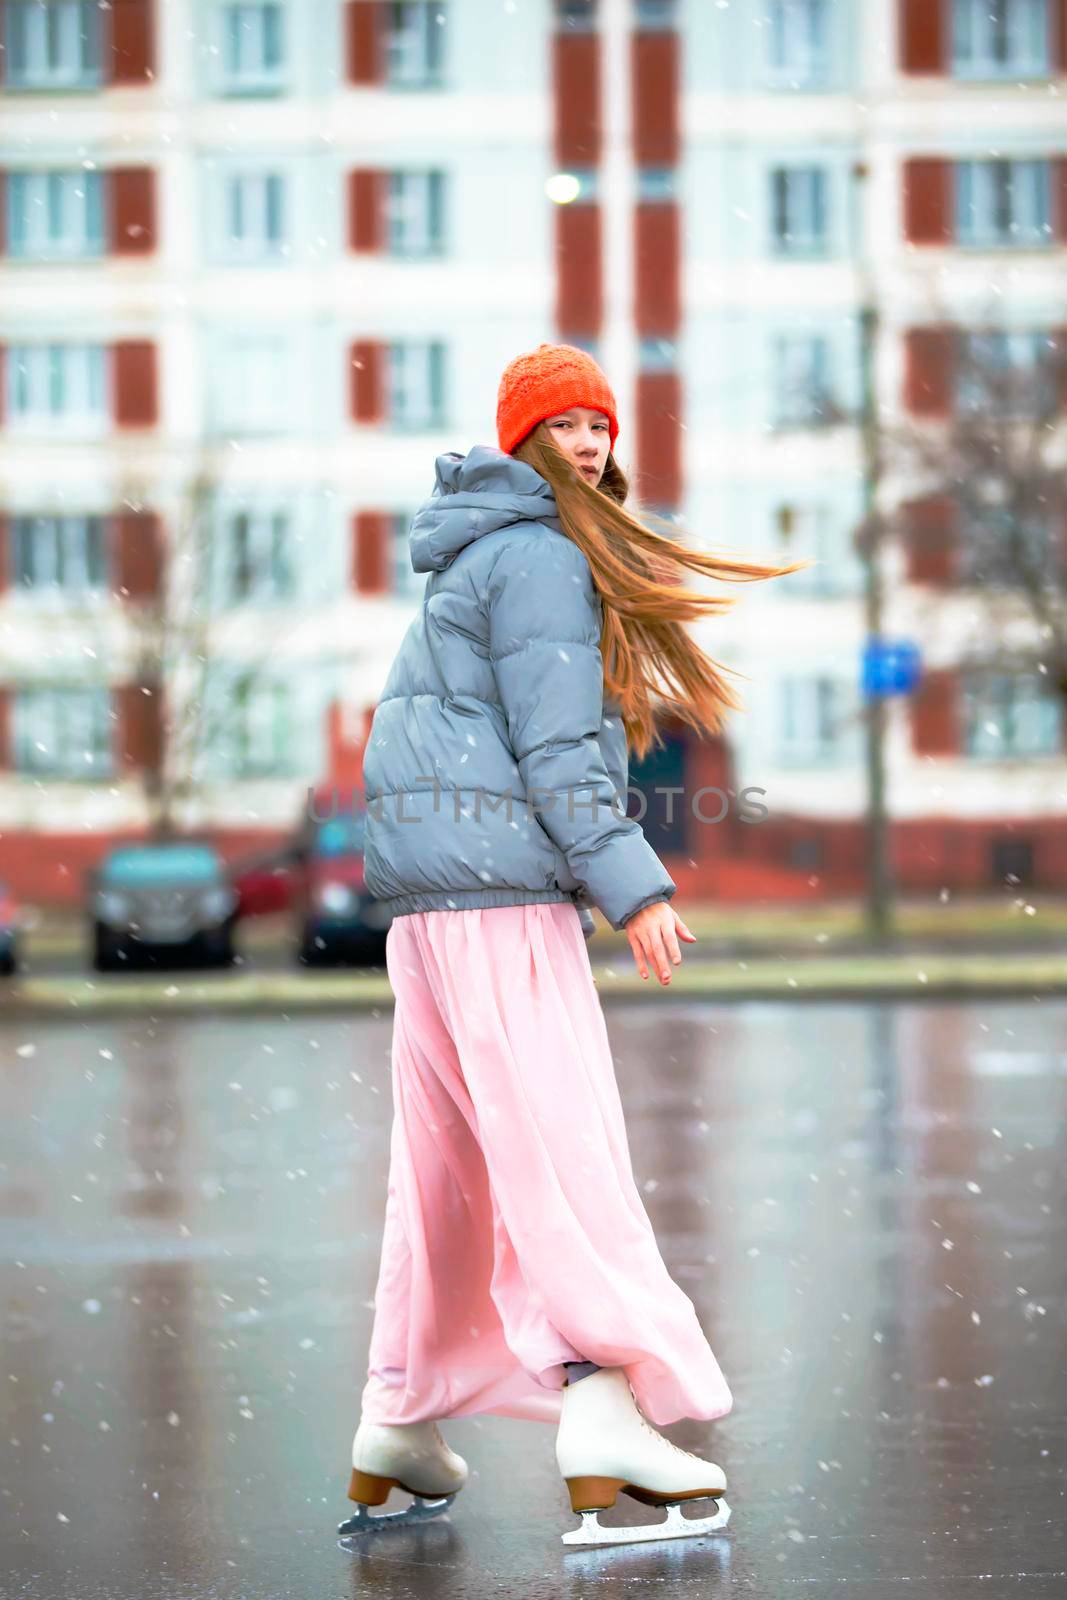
xmin=956 ymin=158 xmax=1051 ymax=249
xmin=388 ymin=341 xmax=446 ymax=429
xmin=224 ymin=675 xmax=294 ymax=777
xmin=8 ymin=170 xmax=104 ymax=260
xmin=963 ymin=672 xmax=1061 ymax=758
xmin=770 ymin=165 xmax=829 ymax=256
xmin=956 ymin=328 xmax=1054 ymax=416
xmin=773 ymin=503 xmax=855 ymax=596
xmin=223 ymin=171 xmax=287 ymax=260
xmin=772 ymin=332 xmax=836 ymax=428
xmin=959 ymin=506 xmax=1054 ymax=586
xmin=216 ymin=1 xmax=286 ymax=95
xmin=13 ymin=685 xmax=112 ymax=778
xmin=765 ymin=0 xmax=830 ymax=88
xmin=3 ymin=0 xmax=103 ymax=90
xmin=951 ymin=0 xmax=1050 ymax=79
xmin=391 ymin=509 xmax=424 ymax=599
xmin=6 ymin=343 xmax=108 ymax=432
xmin=386 ymin=171 xmax=445 ymax=258
xmin=386 ymin=1 xmax=447 ymax=87
xmin=12 ymin=513 xmax=107 ymax=600
xmin=224 ymin=508 xmax=294 ymax=604
xmin=215 ymin=334 xmax=291 ymax=435
xmin=779 ymin=674 xmax=849 ymax=765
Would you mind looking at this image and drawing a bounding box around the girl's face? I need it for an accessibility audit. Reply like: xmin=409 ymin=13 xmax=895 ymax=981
xmin=544 ymin=406 xmax=612 ymax=487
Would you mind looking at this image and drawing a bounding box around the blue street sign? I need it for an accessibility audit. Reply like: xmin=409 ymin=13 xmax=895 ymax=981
xmin=862 ymin=638 xmax=921 ymax=698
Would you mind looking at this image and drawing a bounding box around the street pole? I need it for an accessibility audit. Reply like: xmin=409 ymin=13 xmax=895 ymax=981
xmin=855 ymin=165 xmax=893 ymax=945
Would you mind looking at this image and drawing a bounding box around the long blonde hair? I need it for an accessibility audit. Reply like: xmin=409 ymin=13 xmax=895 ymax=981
xmin=511 ymin=424 xmax=813 ymax=762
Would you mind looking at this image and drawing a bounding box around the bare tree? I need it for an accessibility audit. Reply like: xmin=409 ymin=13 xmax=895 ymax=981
xmin=884 ymin=300 xmax=1067 ymax=706
xmin=110 ymin=465 xmax=313 ymax=838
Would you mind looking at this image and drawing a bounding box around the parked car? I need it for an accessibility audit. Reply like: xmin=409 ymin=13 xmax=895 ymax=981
xmin=88 ymin=841 xmax=239 ymax=972
xmin=229 ymin=840 xmax=304 ymax=919
xmin=293 ymin=809 xmax=392 ymax=966
xmin=0 ymin=880 xmax=20 ymax=976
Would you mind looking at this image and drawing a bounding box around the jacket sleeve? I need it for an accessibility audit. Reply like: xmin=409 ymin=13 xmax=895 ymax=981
xmin=486 ymin=532 xmax=676 ymax=932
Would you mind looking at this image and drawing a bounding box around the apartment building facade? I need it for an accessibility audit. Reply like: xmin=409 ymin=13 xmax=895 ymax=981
xmin=1 ymin=0 xmax=1065 ymax=903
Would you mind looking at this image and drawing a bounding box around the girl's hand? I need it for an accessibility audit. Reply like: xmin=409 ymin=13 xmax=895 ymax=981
xmin=624 ymin=902 xmax=696 ymax=985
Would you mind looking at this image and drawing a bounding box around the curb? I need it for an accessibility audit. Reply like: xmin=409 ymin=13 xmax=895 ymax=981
xmin=2 ymin=953 xmax=1065 ymax=1019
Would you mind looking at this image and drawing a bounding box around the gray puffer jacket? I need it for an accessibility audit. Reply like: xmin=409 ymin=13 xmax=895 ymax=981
xmin=361 ymin=446 xmax=677 ymax=936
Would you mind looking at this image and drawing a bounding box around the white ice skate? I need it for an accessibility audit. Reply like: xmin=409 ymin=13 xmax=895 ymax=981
xmin=556 ymin=1366 xmax=731 ymax=1547
xmin=338 ymin=1419 xmax=469 ymax=1536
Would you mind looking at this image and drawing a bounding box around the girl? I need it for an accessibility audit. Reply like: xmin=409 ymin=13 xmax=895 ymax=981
xmin=340 ymin=342 xmax=804 ymax=1544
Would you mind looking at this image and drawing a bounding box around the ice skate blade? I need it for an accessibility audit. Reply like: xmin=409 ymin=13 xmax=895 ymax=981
xmin=338 ymin=1493 xmax=456 ymax=1537
xmin=562 ymin=1495 xmax=731 ymax=1547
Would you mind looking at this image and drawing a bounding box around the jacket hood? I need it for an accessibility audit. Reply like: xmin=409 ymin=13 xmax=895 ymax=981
xmin=409 ymin=445 xmax=563 ymax=573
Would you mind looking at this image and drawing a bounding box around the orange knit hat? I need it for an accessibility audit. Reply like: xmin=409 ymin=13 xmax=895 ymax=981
xmin=496 ymin=342 xmax=619 ymax=456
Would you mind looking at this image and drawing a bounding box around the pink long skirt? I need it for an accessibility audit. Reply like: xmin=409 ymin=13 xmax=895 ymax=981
xmin=358 ymin=901 xmax=733 ymax=1428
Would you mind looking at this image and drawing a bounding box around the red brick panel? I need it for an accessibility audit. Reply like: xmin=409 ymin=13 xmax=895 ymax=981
xmin=109 ymin=0 xmax=155 ymax=83
xmin=1055 ymin=157 xmax=1067 ymax=241
xmin=902 ymin=494 xmax=958 ymax=585
xmin=903 ymin=157 xmax=952 ymax=243
xmin=898 ymin=0 xmax=945 ymax=73
xmin=635 ymin=201 xmax=680 ymax=336
xmin=350 ymin=340 xmax=386 ymax=422
xmin=635 ymin=369 xmax=682 ymax=508
xmin=911 ymin=668 xmax=960 ymax=755
xmin=349 ymin=170 xmax=388 ymax=252
xmin=555 ymin=202 xmax=603 ymax=338
xmin=631 ymin=31 xmax=679 ymax=167
xmin=109 ymin=168 xmax=157 ymax=255
xmin=113 ymin=341 xmax=159 ymax=426
xmin=1056 ymin=0 xmax=1067 ymax=73
xmin=114 ymin=511 xmax=163 ymax=600
xmin=353 ymin=511 xmax=391 ymax=594
xmin=553 ymin=34 xmax=601 ymax=167
xmin=346 ymin=0 xmax=387 ymax=85
xmin=903 ymin=326 xmax=956 ymax=416
xmin=116 ymin=683 xmax=163 ymax=774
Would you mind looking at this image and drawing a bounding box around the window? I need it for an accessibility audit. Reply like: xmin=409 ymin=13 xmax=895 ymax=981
xmin=387 ymin=1 xmax=447 ymax=86
xmin=959 ymin=506 xmax=1056 ymax=586
xmin=7 ymin=170 xmax=104 ymax=259
xmin=218 ymin=2 xmax=285 ymax=93
xmin=770 ymin=165 xmax=829 ymax=256
xmin=635 ymin=0 xmax=677 ymax=29
xmin=772 ymin=503 xmax=855 ymax=595
xmin=956 ymin=328 xmax=1057 ymax=417
xmin=636 ymin=168 xmax=675 ymax=201
xmin=388 ymin=341 xmax=446 ymax=428
xmin=223 ymin=510 xmax=294 ymax=604
xmin=765 ymin=0 xmax=829 ymax=88
xmin=13 ymin=686 xmax=112 ymax=777
xmin=387 ymin=171 xmax=445 ymax=258
xmin=779 ymin=675 xmax=849 ymax=764
xmin=951 ymin=0 xmax=1049 ymax=79
xmin=963 ymin=671 xmax=1061 ymax=758
xmin=391 ymin=510 xmax=424 ymax=599
xmin=224 ymin=172 xmax=286 ymax=258
xmin=6 ymin=343 xmax=107 ymax=429
xmin=772 ymin=333 xmax=838 ymax=428
xmin=553 ymin=0 xmax=597 ymax=30
xmin=11 ymin=514 xmax=107 ymax=597
xmin=3 ymin=0 xmax=103 ymax=89
xmin=956 ymin=159 xmax=1051 ymax=249
xmin=639 ymin=336 xmax=677 ymax=372
xmin=226 ymin=676 xmax=294 ymax=776
xmin=215 ymin=335 xmax=290 ymax=433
